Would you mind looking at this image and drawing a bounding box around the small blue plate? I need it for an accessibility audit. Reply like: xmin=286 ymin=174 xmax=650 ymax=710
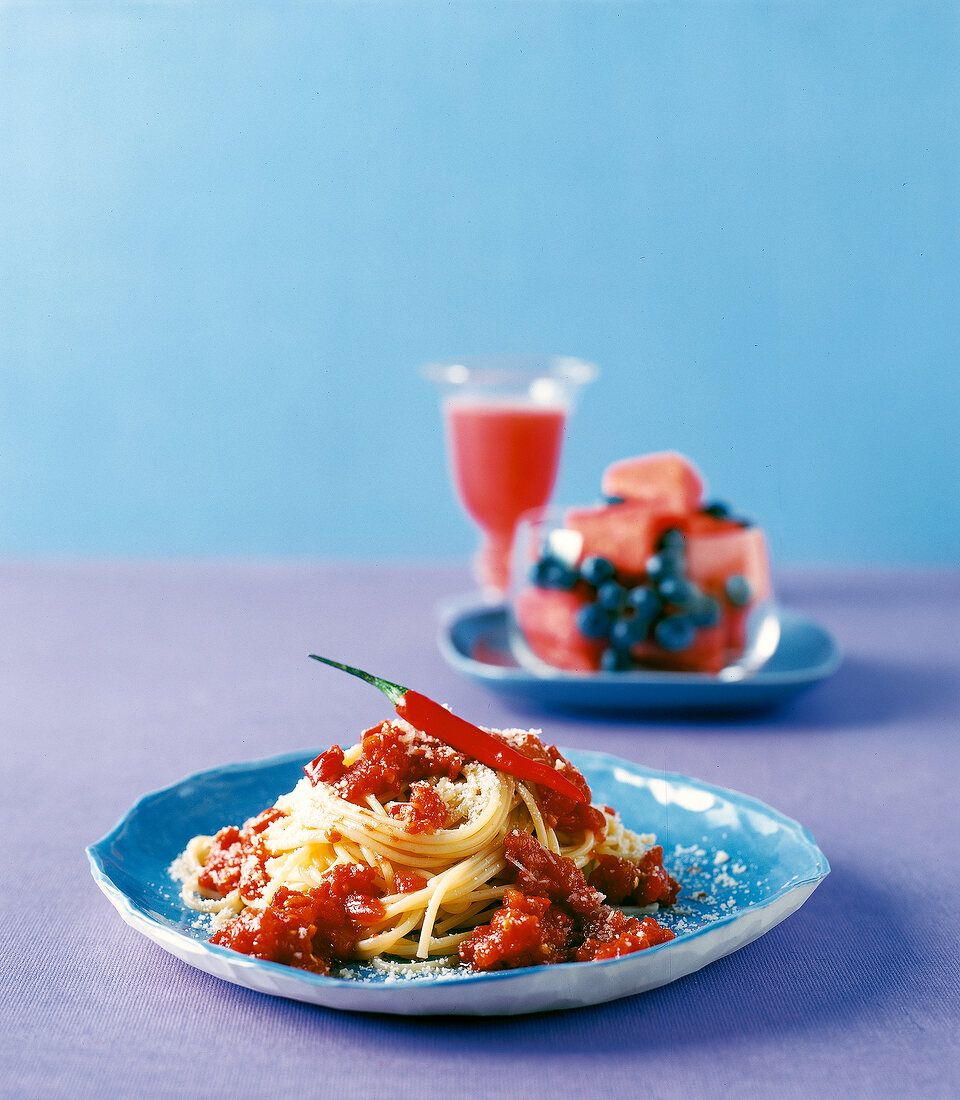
xmin=87 ymin=750 xmax=829 ymax=1015
xmin=439 ymin=604 xmax=840 ymax=712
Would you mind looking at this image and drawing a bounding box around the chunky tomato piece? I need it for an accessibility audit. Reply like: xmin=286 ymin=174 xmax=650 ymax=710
xmin=211 ymin=864 xmax=386 ymax=974
xmin=588 ymin=847 xmax=680 ymax=907
xmin=388 ymin=782 xmax=449 ymax=833
xmin=303 ymin=746 xmax=348 ymax=786
xmin=197 ymin=826 xmax=243 ymax=895
xmin=576 ymin=912 xmax=675 ymax=961
xmin=392 ymin=871 xmax=429 ymax=894
xmin=198 ymin=808 xmax=285 ymax=900
xmin=632 ymin=846 xmax=681 ymax=906
xmin=304 ymin=721 xmax=466 ymax=804
xmin=503 ymin=829 xmax=604 ymax=920
xmin=211 ymin=888 xmax=322 ymax=970
xmin=587 ymin=854 xmax=641 ymax=904
xmin=458 ymin=889 xmax=573 ymax=970
xmin=459 ymin=831 xmax=676 ymax=972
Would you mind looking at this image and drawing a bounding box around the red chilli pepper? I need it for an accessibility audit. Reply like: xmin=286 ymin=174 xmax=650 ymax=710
xmin=307 ymin=656 xmax=586 ymax=804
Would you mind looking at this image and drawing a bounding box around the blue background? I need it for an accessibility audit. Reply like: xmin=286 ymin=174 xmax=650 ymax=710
xmin=1 ymin=1 xmax=957 ymax=565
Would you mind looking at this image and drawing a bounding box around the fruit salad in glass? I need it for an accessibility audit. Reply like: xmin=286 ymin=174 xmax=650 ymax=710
xmin=511 ymin=453 xmax=773 ymax=675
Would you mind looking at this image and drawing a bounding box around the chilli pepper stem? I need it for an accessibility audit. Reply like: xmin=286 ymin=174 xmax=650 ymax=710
xmin=308 ymin=655 xmax=407 ymax=706
xmin=307 ymin=655 xmax=586 ymax=804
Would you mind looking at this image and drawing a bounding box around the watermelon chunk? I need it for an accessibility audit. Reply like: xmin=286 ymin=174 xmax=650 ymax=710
xmin=684 ymin=519 xmax=770 ymax=601
xmin=511 ymin=452 xmax=773 ymax=676
xmin=565 ymin=502 xmax=684 ymax=577
xmin=513 ymin=587 xmax=604 ymax=672
xmin=630 ymin=624 xmax=728 ymax=674
xmin=683 ymin=520 xmax=771 ymax=653
xmin=601 ymin=452 xmax=704 ymax=512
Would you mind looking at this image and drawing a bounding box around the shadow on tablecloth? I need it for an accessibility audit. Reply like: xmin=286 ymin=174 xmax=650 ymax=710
xmin=497 ymin=654 xmax=960 ymax=732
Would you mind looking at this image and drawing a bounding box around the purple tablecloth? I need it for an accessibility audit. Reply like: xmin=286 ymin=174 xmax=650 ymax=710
xmin=2 ymin=562 xmax=957 ymax=1098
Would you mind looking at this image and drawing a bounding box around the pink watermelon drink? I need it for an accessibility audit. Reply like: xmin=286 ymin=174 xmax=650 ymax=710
xmin=513 ymin=453 xmax=773 ymax=674
xmin=446 ymin=401 xmax=566 ymax=592
xmin=422 ymin=356 xmax=598 ymax=593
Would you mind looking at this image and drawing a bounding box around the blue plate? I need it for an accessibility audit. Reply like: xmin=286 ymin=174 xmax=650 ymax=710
xmin=439 ymin=604 xmax=840 ymax=712
xmin=87 ymin=750 xmax=829 ymax=1015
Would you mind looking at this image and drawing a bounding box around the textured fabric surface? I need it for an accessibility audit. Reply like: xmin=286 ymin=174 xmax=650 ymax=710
xmin=1 ymin=562 xmax=956 ymax=1099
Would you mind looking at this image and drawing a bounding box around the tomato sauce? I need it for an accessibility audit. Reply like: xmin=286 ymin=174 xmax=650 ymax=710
xmin=388 ymin=782 xmax=449 ymax=833
xmin=210 ymin=864 xmax=385 ymax=975
xmin=304 ymin=721 xmax=466 ymax=804
xmin=457 ymin=830 xmax=676 ymax=970
xmin=307 ymin=720 xmax=601 ymax=838
xmin=198 ymin=808 xmax=285 ymax=900
xmin=588 ymin=848 xmax=680 ymax=907
xmin=393 ymin=871 xmax=429 ymax=894
xmin=575 ymin=912 xmax=675 ymax=961
xmin=459 ymin=888 xmax=574 ymax=970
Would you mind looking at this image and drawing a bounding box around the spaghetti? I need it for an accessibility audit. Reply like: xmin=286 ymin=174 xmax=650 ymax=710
xmin=173 ymin=717 xmax=679 ymax=974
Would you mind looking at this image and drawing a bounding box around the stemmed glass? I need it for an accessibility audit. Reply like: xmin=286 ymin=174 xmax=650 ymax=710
xmin=421 ymin=355 xmax=597 ymax=595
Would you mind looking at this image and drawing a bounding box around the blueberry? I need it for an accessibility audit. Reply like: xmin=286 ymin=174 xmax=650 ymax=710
xmin=600 ymin=647 xmax=632 ymax=671
xmin=626 ymin=585 xmax=660 ymax=620
xmin=658 ymin=527 xmax=686 ymax=552
xmin=703 ymin=502 xmax=753 ymax=527
xmin=576 ymin=603 xmax=613 ymax=639
xmin=610 ymin=617 xmax=649 ymax=650
xmin=656 ymin=531 xmax=687 ymax=572
xmin=531 ymin=556 xmax=578 ymax=591
xmin=645 ymin=553 xmax=673 ymax=581
xmin=725 ymin=574 xmax=753 ymax=607
xmin=602 ymin=495 xmax=626 ymax=505
xmin=659 ymin=545 xmax=687 ymax=574
xmin=579 ymin=555 xmax=616 ymax=587
xmin=658 ymin=576 xmax=698 ymax=607
xmin=596 ymin=581 xmax=627 ymax=612
xmin=690 ymin=594 xmax=722 ymax=626
xmin=654 ymin=614 xmax=696 ymax=652
xmin=555 ymin=564 xmax=581 ymax=590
